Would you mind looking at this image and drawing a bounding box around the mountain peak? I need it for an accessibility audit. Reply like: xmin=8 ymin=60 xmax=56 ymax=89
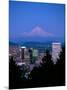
xmin=22 ymin=26 xmax=53 ymax=37
xmin=31 ymin=26 xmax=45 ymax=34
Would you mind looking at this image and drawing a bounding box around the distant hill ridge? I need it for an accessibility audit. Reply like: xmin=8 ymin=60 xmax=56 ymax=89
xmin=9 ymin=41 xmax=52 ymax=48
xmin=9 ymin=42 xmax=19 ymax=46
xmin=9 ymin=41 xmax=64 ymax=49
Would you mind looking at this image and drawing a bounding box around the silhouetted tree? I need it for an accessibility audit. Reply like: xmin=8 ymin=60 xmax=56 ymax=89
xmin=42 ymin=49 xmax=53 ymax=65
xmin=57 ymin=47 xmax=65 ymax=65
xmin=55 ymin=46 xmax=65 ymax=86
xmin=9 ymin=47 xmax=65 ymax=89
xmin=29 ymin=50 xmax=54 ymax=86
xmin=9 ymin=56 xmax=33 ymax=89
xmin=9 ymin=56 xmax=22 ymax=89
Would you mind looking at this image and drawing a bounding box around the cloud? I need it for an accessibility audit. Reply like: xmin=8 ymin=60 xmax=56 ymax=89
xmin=22 ymin=26 xmax=54 ymax=37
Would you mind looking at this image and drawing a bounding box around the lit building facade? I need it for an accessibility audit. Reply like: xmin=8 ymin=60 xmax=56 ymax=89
xmin=52 ymin=42 xmax=62 ymax=64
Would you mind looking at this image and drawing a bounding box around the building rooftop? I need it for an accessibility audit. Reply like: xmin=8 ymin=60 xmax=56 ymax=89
xmin=52 ymin=42 xmax=61 ymax=45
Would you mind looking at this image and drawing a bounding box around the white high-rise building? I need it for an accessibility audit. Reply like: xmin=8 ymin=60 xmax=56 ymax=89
xmin=52 ymin=42 xmax=62 ymax=64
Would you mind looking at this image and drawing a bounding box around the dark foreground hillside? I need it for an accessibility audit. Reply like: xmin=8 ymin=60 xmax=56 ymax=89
xmin=9 ymin=47 xmax=65 ymax=89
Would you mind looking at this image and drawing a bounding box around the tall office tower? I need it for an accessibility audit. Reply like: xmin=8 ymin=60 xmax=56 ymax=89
xmin=52 ymin=42 xmax=62 ymax=64
xmin=20 ymin=46 xmax=26 ymax=62
xmin=32 ymin=49 xmax=38 ymax=64
xmin=24 ymin=48 xmax=30 ymax=59
xmin=28 ymin=48 xmax=33 ymax=64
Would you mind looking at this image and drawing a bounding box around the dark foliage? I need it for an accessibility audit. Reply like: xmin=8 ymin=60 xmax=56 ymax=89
xmin=9 ymin=57 xmax=22 ymax=89
xmin=29 ymin=50 xmax=54 ymax=86
xmin=29 ymin=48 xmax=65 ymax=87
xmin=9 ymin=47 xmax=65 ymax=89
xmin=55 ymin=47 xmax=65 ymax=85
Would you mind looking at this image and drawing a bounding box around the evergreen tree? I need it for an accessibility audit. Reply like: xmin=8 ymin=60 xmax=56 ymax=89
xmin=9 ymin=56 xmax=22 ymax=89
xmin=29 ymin=49 xmax=54 ymax=86
xmin=56 ymin=46 xmax=65 ymax=86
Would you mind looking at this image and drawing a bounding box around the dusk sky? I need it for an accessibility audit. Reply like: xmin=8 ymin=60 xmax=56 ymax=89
xmin=9 ymin=1 xmax=65 ymax=42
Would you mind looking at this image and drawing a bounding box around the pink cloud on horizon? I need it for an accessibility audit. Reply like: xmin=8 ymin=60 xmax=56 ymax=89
xmin=21 ymin=26 xmax=54 ymax=37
